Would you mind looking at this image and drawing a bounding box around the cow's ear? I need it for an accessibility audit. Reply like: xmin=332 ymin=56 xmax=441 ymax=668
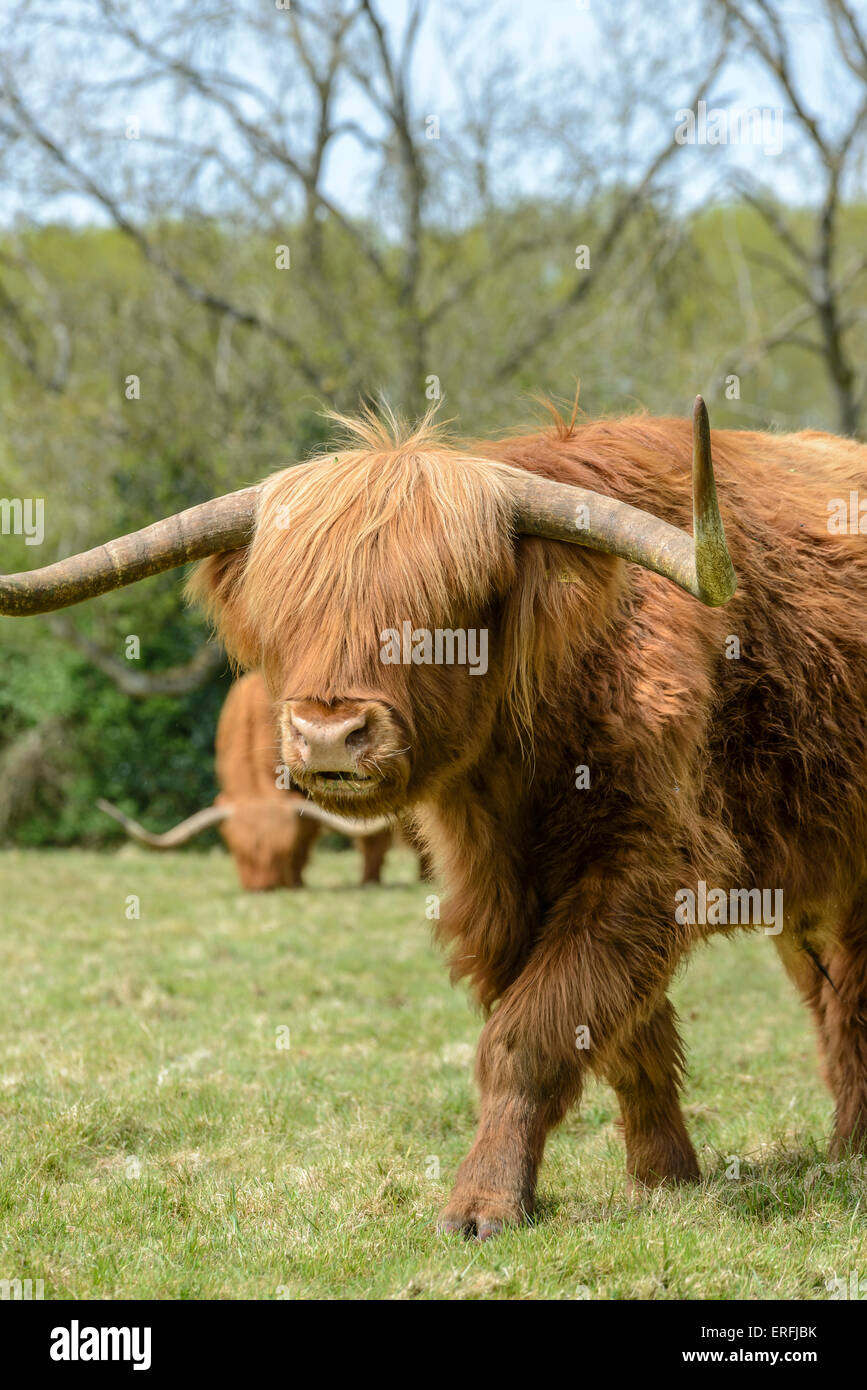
xmin=186 ymin=547 xmax=259 ymax=668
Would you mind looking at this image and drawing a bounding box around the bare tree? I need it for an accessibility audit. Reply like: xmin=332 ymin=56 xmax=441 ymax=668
xmin=715 ymin=0 xmax=867 ymax=435
xmin=0 ymin=0 xmax=723 ymax=414
xmin=0 ymin=0 xmax=733 ymax=714
xmin=47 ymin=616 xmax=225 ymax=696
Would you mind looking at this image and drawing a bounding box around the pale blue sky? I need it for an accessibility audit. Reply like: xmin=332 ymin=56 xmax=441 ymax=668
xmin=3 ymin=0 xmax=863 ymax=224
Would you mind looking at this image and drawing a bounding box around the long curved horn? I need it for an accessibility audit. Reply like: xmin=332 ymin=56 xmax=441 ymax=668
xmin=3 ymin=399 xmax=734 ymax=615
xmin=0 ymin=487 xmax=260 ymax=616
xmin=295 ymin=802 xmax=391 ymax=837
xmin=511 ymin=397 xmax=736 ymax=606
xmin=97 ymin=798 xmax=232 ymax=848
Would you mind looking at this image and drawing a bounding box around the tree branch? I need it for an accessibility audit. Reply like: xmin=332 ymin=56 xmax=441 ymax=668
xmin=48 ymin=616 xmax=227 ymax=697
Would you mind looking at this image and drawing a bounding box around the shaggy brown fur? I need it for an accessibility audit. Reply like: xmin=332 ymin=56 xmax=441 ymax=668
xmin=215 ymin=672 xmax=398 ymax=890
xmin=189 ymin=408 xmax=867 ymax=1237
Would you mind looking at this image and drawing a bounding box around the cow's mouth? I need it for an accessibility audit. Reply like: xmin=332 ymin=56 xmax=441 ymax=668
xmin=307 ymin=770 xmax=381 ymax=799
xmin=292 ymin=760 xmax=407 ymax=816
xmin=313 ymin=771 xmax=375 ymax=784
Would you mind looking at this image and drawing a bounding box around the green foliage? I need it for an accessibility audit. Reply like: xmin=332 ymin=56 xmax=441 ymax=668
xmin=0 ymin=610 xmax=231 ymax=846
xmin=1 ymin=202 xmax=866 ymax=844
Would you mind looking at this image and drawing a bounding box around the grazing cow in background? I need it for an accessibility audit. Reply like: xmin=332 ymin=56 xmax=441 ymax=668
xmin=98 ymin=671 xmax=427 ymax=890
xmin=6 ymin=398 xmax=867 ymax=1242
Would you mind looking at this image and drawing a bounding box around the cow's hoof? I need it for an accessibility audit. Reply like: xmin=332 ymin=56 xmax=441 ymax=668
xmin=625 ymin=1150 xmax=701 ymax=1194
xmin=437 ymin=1194 xmax=527 ymax=1241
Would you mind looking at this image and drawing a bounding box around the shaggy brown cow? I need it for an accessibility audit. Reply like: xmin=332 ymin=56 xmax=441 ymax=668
xmin=5 ymin=399 xmax=867 ymax=1241
xmin=98 ymin=671 xmax=399 ymax=890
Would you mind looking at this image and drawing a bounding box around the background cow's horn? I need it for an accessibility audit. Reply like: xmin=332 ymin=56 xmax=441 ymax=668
xmin=0 ymin=486 xmax=261 ymax=616
xmin=98 ymin=795 xmax=391 ymax=846
xmin=511 ymin=397 xmax=737 ymax=606
xmin=296 ymin=803 xmax=392 ymax=837
xmin=97 ymin=798 xmax=233 ymax=847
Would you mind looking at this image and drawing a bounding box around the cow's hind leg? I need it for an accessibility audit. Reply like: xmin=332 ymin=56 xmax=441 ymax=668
xmin=282 ymin=815 xmax=321 ymax=888
xmin=820 ymin=890 xmax=867 ymax=1154
xmin=605 ymin=999 xmax=700 ymax=1189
xmin=357 ymin=829 xmax=392 ymax=885
xmin=776 ymin=895 xmax=867 ymax=1156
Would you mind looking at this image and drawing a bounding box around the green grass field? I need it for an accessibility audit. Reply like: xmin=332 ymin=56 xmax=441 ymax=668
xmin=0 ymin=844 xmax=864 ymax=1300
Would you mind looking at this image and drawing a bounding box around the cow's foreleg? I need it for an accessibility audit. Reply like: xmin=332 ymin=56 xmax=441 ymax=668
xmin=438 ymin=902 xmax=690 ymax=1239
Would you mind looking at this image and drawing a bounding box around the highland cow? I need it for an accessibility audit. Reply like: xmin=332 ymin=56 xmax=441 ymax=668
xmin=5 ymin=398 xmax=867 ymax=1241
xmin=98 ymin=670 xmax=405 ymax=890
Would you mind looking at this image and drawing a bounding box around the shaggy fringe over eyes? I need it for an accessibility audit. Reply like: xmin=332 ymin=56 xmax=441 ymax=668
xmin=188 ymin=406 xmax=568 ymax=739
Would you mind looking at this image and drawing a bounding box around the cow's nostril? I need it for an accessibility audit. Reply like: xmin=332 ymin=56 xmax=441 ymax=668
xmin=345 ymin=725 xmax=368 ymax=752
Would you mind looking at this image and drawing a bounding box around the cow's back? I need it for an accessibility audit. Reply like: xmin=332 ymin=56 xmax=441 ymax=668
xmin=215 ymin=673 xmax=282 ymax=801
xmin=497 ymin=419 xmax=867 ymax=903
